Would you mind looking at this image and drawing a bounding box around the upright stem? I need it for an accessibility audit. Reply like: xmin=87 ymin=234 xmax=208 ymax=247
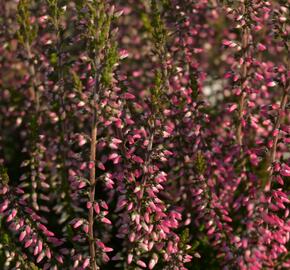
xmin=25 ymin=41 xmax=40 ymax=211
xmin=25 ymin=42 xmax=39 ymax=113
xmin=48 ymin=1 xmax=73 ymax=214
xmin=264 ymin=14 xmax=289 ymax=191
xmin=88 ymin=64 xmax=100 ymax=270
xmin=89 ymin=133 xmax=97 ymax=270
xmin=265 ymin=83 xmax=289 ymax=191
xmin=236 ymin=3 xmax=250 ymax=148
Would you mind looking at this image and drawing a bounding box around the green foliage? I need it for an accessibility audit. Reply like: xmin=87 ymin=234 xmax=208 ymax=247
xmin=150 ymin=70 xmax=163 ymax=112
xmin=71 ymin=70 xmax=83 ymax=92
xmin=85 ymin=0 xmax=108 ymax=56
xmin=17 ymin=0 xmax=38 ymax=46
xmin=47 ymin=0 xmax=65 ymax=28
xmin=254 ymin=153 xmax=271 ymax=189
xmin=101 ymin=43 xmax=118 ymax=87
xmin=179 ymin=228 xmax=190 ymax=249
xmin=29 ymin=114 xmax=39 ymax=143
xmin=0 ymin=217 xmax=40 ymax=270
xmin=150 ymin=0 xmax=167 ymax=47
xmin=194 ymin=151 xmax=207 ymax=175
xmin=0 ymin=165 xmax=9 ymax=185
xmin=141 ymin=12 xmax=153 ymax=34
xmin=189 ymin=71 xmax=199 ymax=101
xmin=0 ymin=228 xmax=10 ymax=246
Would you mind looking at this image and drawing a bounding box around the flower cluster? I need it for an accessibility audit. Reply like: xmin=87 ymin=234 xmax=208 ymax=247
xmin=0 ymin=0 xmax=289 ymax=269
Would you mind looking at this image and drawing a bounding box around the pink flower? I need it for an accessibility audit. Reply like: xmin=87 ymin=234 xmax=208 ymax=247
xmin=19 ymin=231 xmax=26 ymax=242
xmin=83 ymin=258 xmax=90 ymax=269
xmin=56 ymin=255 xmax=64 ymax=264
xmin=0 ymin=200 xmax=9 ymax=213
xmin=73 ymin=219 xmax=84 ymax=228
xmin=6 ymin=209 xmax=17 ymax=222
xmin=101 ymin=217 xmax=112 ymax=225
xmin=281 ymin=165 xmax=290 ymax=177
xmin=36 ymin=252 xmax=45 ymax=263
xmin=119 ymin=49 xmax=129 ymax=59
xmin=149 ymin=258 xmax=158 ymax=269
xmin=267 ymin=81 xmax=276 ymax=87
xmin=24 ymin=239 xmax=33 ymax=248
xmin=83 ymin=224 xmax=89 ymax=233
xmin=132 ymin=155 xmax=144 ymax=164
xmin=94 ymin=202 xmax=100 ymax=214
xmin=87 ymin=201 xmax=92 ymax=209
xmin=97 ymin=162 xmax=106 ymax=170
xmin=137 ymin=260 xmax=147 ymax=268
xmin=127 ymin=254 xmax=133 ymax=264
xmin=45 ymin=248 xmax=51 ymax=259
xmin=227 ymin=104 xmax=238 ymax=112
xmin=123 ymin=92 xmax=135 ymax=100
xmin=257 ymin=43 xmax=266 ymax=51
xmin=223 ymin=40 xmax=237 ymax=48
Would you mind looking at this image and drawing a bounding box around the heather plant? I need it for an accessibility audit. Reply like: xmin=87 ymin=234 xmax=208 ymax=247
xmin=0 ymin=0 xmax=289 ymax=270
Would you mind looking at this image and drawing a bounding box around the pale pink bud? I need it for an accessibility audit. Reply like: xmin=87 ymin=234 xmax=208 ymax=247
xmin=223 ymin=40 xmax=233 ymax=46
xmin=34 ymin=246 xmax=39 ymax=256
xmin=87 ymin=201 xmax=92 ymax=209
xmin=96 ymin=240 xmax=105 ymax=249
xmin=24 ymin=238 xmax=33 ymax=248
xmin=77 ymin=101 xmax=85 ymax=107
xmin=115 ymin=119 xmax=122 ymax=128
xmin=78 ymin=136 xmax=87 ymax=146
xmin=37 ymin=252 xmax=45 ymax=263
xmin=257 ymin=43 xmax=266 ymax=51
xmin=127 ymin=202 xmax=133 ymax=211
xmin=100 ymin=201 xmax=108 ymax=210
xmin=38 ymin=240 xmax=43 ymax=252
xmin=78 ymin=181 xmax=86 ymax=189
xmin=88 ymin=161 xmax=94 ymax=169
xmin=7 ymin=209 xmax=17 ymax=222
xmin=73 ymin=260 xmax=79 ymax=268
xmin=255 ymin=73 xmax=264 ymax=81
xmin=46 ymin=248 xmax=52 ymax=259
xmin=104 ymin=246 xmax=113 ymax=252
xmin=56 ymin=255 xmax=64 ymax=264
xmin=123 ymin=93 xmax=135 ymax=100
xmin=109 ymin=153 xmax=119 ymax=160
xmin=273 ymin=129 xmax=279 ymax=137
xmin=0 ymin=200 xmax=9 ymax=212
xmin=101 ymin=217 xmax=112 ymax=225
xmin=254 ymin=25 xmax=263 ymax=31
xmin=135 ymin=214 xmax=140 ymax=225
xmin=38 ymin=15 xmax=48 ymax=24
xmin=94 ymin=203 xmax=100 ymax=214
xmin=114 ymin=10 xmax=124 ymax=18
xmin=73 ymin=219 xmax=84 ymax=229
xmin=144 ymin=212 xmax=150 ymax=223
xmin=149 ymin=258 xmax=157 ymax=269
xmin=194 ymin=252 xmax=201 ymax=258
xmin=267 ymin=81 xmax=276 ymax=87
xmin=281 ymin=168 xmax=290 ymax=177
xmin=127 ymin=254 xmax=133 ymax=264
xmin=83 ymin=258 xmax=90 ymax=269
xmin=83 ymin=224 xmax=89 ymax=234
xmin=97 ymin=162 xmax=105 ymax=170
xmin=119 ymin=49 xmax=129 ymax=59
xmin=19 ymin=231 xmax=26 ymax=242
xmin=132 ymin=155 xmax=144 ymax=164
xmin=228 ymin=104 xmax=237 ymax=112
xmin=137 ymin=260 xmax=147 ymax=268
xmin=129 ymin=232 xmax=135 ymax=242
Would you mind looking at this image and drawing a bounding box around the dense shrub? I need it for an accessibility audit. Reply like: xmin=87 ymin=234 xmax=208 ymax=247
xmin=0 ymin=0 xmax=289 ymax=269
